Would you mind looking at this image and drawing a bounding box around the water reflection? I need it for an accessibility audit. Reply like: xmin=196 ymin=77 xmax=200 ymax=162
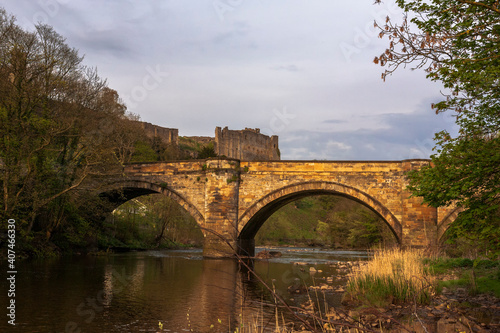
xmin=0 ymin=248 xmax=368 ymax=332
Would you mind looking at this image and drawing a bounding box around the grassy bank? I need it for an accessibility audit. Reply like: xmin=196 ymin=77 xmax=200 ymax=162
xmin=344 ymin=249 xmax=500 ymax=309
xmin=425 ymin=257 xmax=500 ymax=298
xmin=248 ymin=250 xmax=500 ymax=332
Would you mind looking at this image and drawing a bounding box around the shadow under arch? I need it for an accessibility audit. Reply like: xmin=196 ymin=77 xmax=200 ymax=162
xmin=237 ymin=181 xmax=402 ymax=255
xmin=95 ymin=179 xmax=205 ymax=227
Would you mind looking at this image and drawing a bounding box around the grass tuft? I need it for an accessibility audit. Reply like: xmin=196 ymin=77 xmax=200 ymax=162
xmin=346 ymin=248 xmax=435 ymax=307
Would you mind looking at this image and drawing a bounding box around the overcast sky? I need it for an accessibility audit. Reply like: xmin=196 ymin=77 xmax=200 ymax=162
xmin=3 ymin=0 xmax=458 ymax=160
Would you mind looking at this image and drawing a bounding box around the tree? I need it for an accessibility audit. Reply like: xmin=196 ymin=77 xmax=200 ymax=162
xmin=373 ymin=0 xmax=499 ymax=254
xmin=198 ymin=143 xmax=218 ymax=159
xmin=0 ymin=8 xmax=139 ymax=247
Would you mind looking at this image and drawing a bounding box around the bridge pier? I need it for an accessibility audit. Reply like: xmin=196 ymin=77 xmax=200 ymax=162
xmin=203 ymin=236 xmax=239 ymax=258
xmin=237 ymin=238 xmax=255 ymax=257
xmin=401 ymin=161 xmax=439 ymax=249
xmin=202 ymin=159 xmax=241 ymax=258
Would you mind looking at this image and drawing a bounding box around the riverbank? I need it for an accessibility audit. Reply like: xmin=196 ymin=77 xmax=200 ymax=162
xmin=265 ymin=251 xmax=500 ymax=332
xmin=324 ymin=260 xmax=500 ymax=332
xmin=0 ymin=236 xmax=200 ymax=260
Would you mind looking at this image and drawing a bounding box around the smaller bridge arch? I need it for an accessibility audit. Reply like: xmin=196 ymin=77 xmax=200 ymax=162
xmin=237 ymin=181 xmax=402 ymax=255
xmin=95 ymin=179 xmax=205 ymax=227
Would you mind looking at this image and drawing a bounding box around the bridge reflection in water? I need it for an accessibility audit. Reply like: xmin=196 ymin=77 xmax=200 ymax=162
xmin=3 ymin=248 xmax=475 ymax=332
xmin=5 ymin=249 xmax=317 ymax=332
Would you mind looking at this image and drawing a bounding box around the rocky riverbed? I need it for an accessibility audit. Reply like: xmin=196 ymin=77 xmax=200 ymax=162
xmin=293 ymin=261 xmax=500 ymax=332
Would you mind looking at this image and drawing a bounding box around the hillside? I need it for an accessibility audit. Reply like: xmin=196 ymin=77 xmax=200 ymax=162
xmin=256 ymin=195 xmax=397 ymax=248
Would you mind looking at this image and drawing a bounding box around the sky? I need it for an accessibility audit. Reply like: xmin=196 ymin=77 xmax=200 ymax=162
xmin=2 ymin=0 xmax=458 ymax=160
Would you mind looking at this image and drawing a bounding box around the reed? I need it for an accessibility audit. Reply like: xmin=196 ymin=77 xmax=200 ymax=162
xmin=346 ymin=248 xmax=435 ymax=306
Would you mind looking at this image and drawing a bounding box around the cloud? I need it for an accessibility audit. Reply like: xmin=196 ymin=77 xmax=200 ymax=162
xmin=2 ymin=1 xmax=458 ymax=161
xmin=271 ymin=64 xmax=300 ymax=72
xmin=323 ymin=119 xmax=348 ymax=124
xmin=280 ymin=100 xmax=458 ymax=160
xmin=326 ymin=141 xmax=352 ymax=151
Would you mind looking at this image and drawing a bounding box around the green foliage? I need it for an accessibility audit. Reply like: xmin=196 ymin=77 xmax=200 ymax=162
xmin=407 ymin=136 xmax=500 ymax=255
xmin=130 ymin=140 xmax=158 ymax=162
xmin=226 ymin=174 xmax=239 ymax=184
xmin=178 ymin=137 xmax=218 ymax=159
xmin=427 ymin=257 xmax=500 ymax=297
xmin=424 ymin=257 xmax=474 ymax=275
xmin=178 ymin=136 xmax=202 ymax=152
xmin=348 ymin=275 xmax=431 ymax=307
xmin=108 ymin=194 xmax=204 ymax=249
xmin=375 ymin=0 xmax=500 ymax=255
xmin=0 ymin=8 xmax=153 ymax=256
xmin=476 ymin=275 xmax=500 ymax=298
xmin=198 ymin=142 xmax=217 ymax=159
xmin=256 ymin=195 xmax=396 ymax=248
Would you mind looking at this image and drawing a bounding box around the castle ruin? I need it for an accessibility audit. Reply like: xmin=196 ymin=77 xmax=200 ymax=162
xmin=140 ymin=121 xmax=178 ymax=145
xmin=215 ymin=127 xmax=279 ymax=161
xmin=137 ymin=122 xmax=280 ymax=161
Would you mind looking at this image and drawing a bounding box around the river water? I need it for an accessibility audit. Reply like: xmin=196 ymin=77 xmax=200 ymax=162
xmin=2 ymin=247 xmax=369 ymax=333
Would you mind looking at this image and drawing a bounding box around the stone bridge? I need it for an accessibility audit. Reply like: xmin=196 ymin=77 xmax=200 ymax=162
xmin=97 ymin=158 xmax=458 ymax=258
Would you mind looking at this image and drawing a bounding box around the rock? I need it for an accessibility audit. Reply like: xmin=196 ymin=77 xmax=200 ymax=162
xmin=255 ymin=250 xmax=282 ymax=259
xmin=288 ymin=284 xmax=308 ymax=294
xmin=320 ymin=283 xmax=330 ymax=290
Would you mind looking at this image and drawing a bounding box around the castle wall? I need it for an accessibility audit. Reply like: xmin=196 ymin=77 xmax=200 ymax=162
xmin=139 ymin=121 xmax=178 ymax=145
xmin=137 ymin=122 xmax=279 ymax=161
xmin=215 ymin=127 xmax=279 ymax=161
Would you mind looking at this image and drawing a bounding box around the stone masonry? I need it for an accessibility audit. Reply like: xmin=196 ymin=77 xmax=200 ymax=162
xmin=138 ymin=122 xmax=280 ymax=161
xmin=139 ymin=121 xmax=179 ymax=145
xmin=97 ymin=158 xmax=458 ymax=258
xmin=215 ymin=127 xmax=279 ymax=161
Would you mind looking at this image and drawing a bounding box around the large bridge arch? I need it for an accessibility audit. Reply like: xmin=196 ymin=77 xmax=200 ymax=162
xmin=237 ymin=181 xmax=402 ymax=255
xmin=95 ymin=179 xmax=205 ymax=227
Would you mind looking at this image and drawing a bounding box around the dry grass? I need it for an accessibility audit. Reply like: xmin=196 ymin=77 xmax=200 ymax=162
xmin=346 ymin=248 xmax=435 ymax=306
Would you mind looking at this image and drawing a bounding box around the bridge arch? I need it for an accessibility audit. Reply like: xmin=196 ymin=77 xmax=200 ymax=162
xmin=96 ymin=179 xmax=205 ymax=227
xmin=238 ymin=181 xmax=402 ymax=246
xmin=437 ymin=208 xmax=462 ymax=242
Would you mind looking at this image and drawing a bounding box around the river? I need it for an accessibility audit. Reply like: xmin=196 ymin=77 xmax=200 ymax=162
xmin=1 ymin=247 xmax=368 ymax=332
